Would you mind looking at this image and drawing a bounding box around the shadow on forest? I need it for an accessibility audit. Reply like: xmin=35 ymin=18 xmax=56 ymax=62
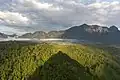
xmin=28 ymin=51 xmax=95 ymax=80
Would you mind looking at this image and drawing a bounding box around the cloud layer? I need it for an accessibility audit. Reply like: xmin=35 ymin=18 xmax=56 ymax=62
xmin=0 ymin=0 xmax=120 ymax=34
xmin=0 ymin=11 xmax=29 ymax=25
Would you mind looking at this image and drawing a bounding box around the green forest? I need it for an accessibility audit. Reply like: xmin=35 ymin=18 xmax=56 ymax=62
xmin=0 ymin=41 xmax=120 ymax=80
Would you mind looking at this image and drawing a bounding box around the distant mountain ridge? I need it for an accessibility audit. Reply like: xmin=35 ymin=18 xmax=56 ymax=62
xmin=0 ymin=32 xmax=8 ymax=38
xmin=1 ymin=24 xmax=120 ymax=44
xmin=62 ymin=24 xmax=120 ymax=44
xmin=19 ymin=31 xmax=64 ymax=39
xmin=18 ymin=24 xmax=120 ymax=44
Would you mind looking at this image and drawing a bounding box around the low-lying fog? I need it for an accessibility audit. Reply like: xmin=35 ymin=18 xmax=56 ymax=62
xmin=0 ymin=38 xmax=90 ymax=43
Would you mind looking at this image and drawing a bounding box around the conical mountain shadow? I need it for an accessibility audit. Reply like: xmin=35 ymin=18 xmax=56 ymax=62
xmin=29 ymin=51 xmax=96 ymax=80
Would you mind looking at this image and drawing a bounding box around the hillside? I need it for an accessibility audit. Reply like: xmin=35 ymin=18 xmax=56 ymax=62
xmin=0 ymin=41 xmax=120 ymax=80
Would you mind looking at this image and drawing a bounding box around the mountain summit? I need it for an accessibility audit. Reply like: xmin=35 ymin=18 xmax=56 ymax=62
xmin=62 ymin=24 xmax=120 ymax=44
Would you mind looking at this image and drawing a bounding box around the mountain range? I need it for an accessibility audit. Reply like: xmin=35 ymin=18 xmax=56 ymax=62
xmin=1 ymin=24 xmax=120 ymax=44
xmin=62 ymin=24 xmax=120 ymax=44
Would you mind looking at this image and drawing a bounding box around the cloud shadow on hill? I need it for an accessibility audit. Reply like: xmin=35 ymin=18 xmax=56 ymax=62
xmin=28 ymin=51 xmax=98 ymax=80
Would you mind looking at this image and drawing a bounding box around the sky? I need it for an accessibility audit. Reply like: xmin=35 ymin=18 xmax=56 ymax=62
xmin=0 ymin=0 xmax=120 ymax=35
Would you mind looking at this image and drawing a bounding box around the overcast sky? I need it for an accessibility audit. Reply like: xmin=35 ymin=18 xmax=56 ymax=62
xmin=0 ymin=0 xmax=120 ymax=35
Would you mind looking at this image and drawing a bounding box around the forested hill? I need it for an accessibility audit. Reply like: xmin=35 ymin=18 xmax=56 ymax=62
xmin=0 ymin=41 xmax=120 ymax=80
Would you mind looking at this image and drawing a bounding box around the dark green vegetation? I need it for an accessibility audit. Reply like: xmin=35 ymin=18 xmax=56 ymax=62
xmin=0 ymin=41 xmax=120 ymax=80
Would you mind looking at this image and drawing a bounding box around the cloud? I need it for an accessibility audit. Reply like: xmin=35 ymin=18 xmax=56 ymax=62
xmin=12 ymin=0 xmax=62 ymax=11
xmin=87 ymin=1 xmax=120 ymax=25
xmin=0 ymin=0 xmax=120 ymax=34
xmin=0 ymin=25 xmax=27 ymax=35
xmin=0 ymin=11 xmax=29 ymax=26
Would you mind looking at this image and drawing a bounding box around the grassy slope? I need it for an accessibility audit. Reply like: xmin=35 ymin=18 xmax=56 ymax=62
xmin=0 ymin=41 xmax=120 ymax=80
